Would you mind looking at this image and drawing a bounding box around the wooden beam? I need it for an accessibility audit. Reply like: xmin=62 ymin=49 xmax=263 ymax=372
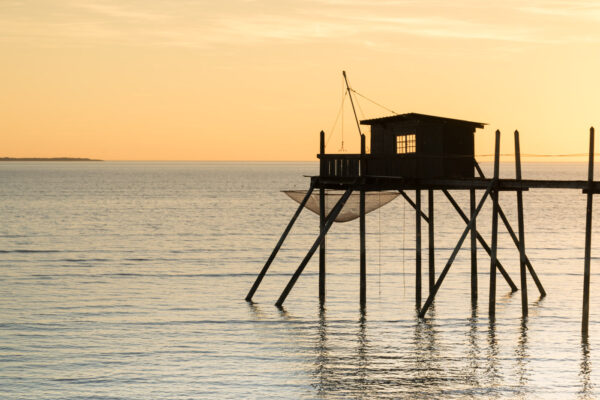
xmin=418 ymin=181 xmax=494 ymax=318
xmin=319 ymin=186 xmax=326 ymax=305
xmin=428 ymin=190 xmax=435 ymax=293
xmin=515 ymin=130 xmax=528 ymax=317
xmin=470 ymin=188 xmax=477 ymax=306
xmin=416 ymin=189 xmax=422 ymax=309
xmin=276 ymin=187 xmax=353 ymax=308
xmin=360 ymin=134 xmax=366 ymax=310
xmin=442 ymin=190 xmax=518 ymax=292
xmin=583 ymin=127 xmax=595 ymax=336
xmin=474 ymin=161 xmax=546 ymax=297
xmin=246 ymin=182 xmax=315 ymax=302
xmin=319 ymin=130 xmax=326 ymax=305
xmin=489 ymin=130 xmax=501 ymax=320
xmin=399 ymin=190 xmax=429 ymax=223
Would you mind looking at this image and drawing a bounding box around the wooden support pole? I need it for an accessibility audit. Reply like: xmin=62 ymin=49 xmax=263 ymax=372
xmin=246 ymin=182 xmax=315 ymax=302
xmin=416 ymin=189 xmax=422 ymax=309
xmin=276 ymin=188 xmax=353 ymax=308
xmin=583 ymin=127 xmax=595 ymax=336
xmin=418 ymin=181 xmax=494 ymax=318
xmin=474 ymin=161 xmax=546 ymax=297
xmin=489 ymin=130 xmax=501 ymax=320
xmin=515 ymin=130 xmax=528 ymax=317
xmin=319 ymin=131 xmax=326 ymax=305
xmin=428 ymin=190 xmax=435 ymax=293
xmin=360 ymin=134 xmax=366 ymax=309
xmin=470 ymin=188 xmax=477 ymax=306
xmin=442 ymin=190 xmax=518 ymax=292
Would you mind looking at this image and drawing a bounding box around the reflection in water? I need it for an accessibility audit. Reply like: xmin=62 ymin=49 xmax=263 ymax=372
xmin=465 ymin=307 xmax=481 ymax=388
xmin=413 ymin=308 xmax=441 ymax=391
xmin=579 ymin=336 xmax=594 ymax=399
xmin=355 ymin=312 xmax=369 ymax=396
xmin=314 ymin=307 xmax=331 ymax=397
xmin=485 ymin=320 xmax=501 ymax=393
xmin=515 ymin=318 xmax=530 ymax=398
xmin=307 ymin=301 xmax=593 ymax=398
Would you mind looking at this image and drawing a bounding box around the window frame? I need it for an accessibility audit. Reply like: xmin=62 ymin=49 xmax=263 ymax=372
xmin=396 ymin=133 xmax=416 ymax=154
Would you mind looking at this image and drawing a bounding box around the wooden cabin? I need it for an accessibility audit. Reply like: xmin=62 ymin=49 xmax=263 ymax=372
xmin=319 ymin=113 xmax=485 ymax=179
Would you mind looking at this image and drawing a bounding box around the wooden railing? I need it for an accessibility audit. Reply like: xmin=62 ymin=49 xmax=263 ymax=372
xmin=317 ymin=152 xmax=473 ymax=179
xmin=318 ymin=154 xmax=362 ymax=177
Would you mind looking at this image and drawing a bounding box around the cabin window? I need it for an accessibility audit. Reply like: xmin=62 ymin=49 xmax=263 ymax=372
xmin=396 ymin=134 xmax=416 ymax=154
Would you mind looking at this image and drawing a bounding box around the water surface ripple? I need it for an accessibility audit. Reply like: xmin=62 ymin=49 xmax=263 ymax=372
xmin=1 ymin=161 xmax=599 ymax=399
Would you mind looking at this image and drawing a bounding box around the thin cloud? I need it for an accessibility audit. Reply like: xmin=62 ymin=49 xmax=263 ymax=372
xmin=1 ymin=0 xmax=600 ymax=49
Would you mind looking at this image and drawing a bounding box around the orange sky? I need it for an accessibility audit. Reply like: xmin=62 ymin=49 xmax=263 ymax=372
xmin=1 ymin=0 xmax=599 ymax=161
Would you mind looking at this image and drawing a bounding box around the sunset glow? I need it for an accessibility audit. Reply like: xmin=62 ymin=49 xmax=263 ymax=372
xmin=2 ymin=0 xmax=599 ymax=160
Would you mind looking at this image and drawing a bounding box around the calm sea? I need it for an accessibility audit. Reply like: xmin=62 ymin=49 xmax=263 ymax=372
xmin=1 ymin=161 xmax=600 ymax=399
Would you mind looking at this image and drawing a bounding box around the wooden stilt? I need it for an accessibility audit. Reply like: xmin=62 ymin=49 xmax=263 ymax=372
xmin=319 ymin=131 xmax=326 ymax=306
xmin=276 ymin=188 xmax=353 ymax=308
xmin=470 ymin=188 xmax=477 ymax=306
xmin=442 ymin=190 xmax=518 ymax=292
xmin=515 ymin=130 xmax=528 ymax=317
xmin=582 ymin=127 xmax=595 ymax=336
xmin=419 ymin=181 xmax=494 ymax=318
xmin=474 ymin=161 xmax=546 ymax=297
xmin=428 ymin=190 xmax=435 ymax=293
xmin=416 ymin=189 xmax=422 ymax=309
xmin=360 ymin=134 xmax=366 ymax=309
xmin=246 ymin=181 xmax=315 ymax=302
xmin=489 ymin=130 xmax=501 ymax=320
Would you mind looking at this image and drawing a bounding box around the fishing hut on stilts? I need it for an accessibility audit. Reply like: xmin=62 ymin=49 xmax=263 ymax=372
xmin=246 ymin=71 xmax=599 ymax=336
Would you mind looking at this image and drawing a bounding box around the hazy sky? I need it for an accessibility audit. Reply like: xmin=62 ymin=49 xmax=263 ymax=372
xmin=2 ymin=0 xmax=599 ymax=160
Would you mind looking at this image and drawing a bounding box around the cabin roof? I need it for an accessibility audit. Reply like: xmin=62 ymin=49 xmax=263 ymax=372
xmin=360 ymin=113 xmax=486 ymax=129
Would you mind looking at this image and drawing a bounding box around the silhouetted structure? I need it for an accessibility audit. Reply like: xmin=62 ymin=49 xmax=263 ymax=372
xmin=320 ymin=113 xmax=483 ymax=179
xmin=247 ymin=106 xmax=597 ymax=337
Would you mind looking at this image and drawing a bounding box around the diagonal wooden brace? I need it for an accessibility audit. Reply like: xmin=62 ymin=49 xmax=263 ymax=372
xmin=474 ymin=161 xmax=546 ymax=297
xmin=442 ymin=190 xmax=518 ymax=292
xmin=418 ymin=182 xmax=493 ymax=318
xmin=275 ymin=187 xmax=354 ymax=307
xmin=246 ymin=181 xmax=315 ymax=302
xmin=399 ymin=190 xmax=429 ymax=223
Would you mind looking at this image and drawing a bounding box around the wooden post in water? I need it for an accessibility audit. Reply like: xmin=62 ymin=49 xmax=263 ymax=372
xmin=428 ymin=190 xmax=435 ymax=293
xmin=416 ymin=189 xmax=422 ymax=309
xmin=515 ymin=130 xmax=528 ymax=317
xmin=360 ymin=134 xmax=366 ymax=309
xmin=489 ymin=130 xmax=501 ymax=319
xmin=319 ymin=131 xmax=326 ymax=306
xmin=470 ymin=188 xmax=477 ymax=307
xmin=582 ymin=127 xmax=595 ymax=336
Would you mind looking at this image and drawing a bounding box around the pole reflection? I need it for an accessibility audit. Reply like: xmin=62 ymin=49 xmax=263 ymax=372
xmin=465 ymin=306 xmax=481 ymax=388
xmin=485 ymin=319 xmax=501 ymax=396
xmin=515 ymin=318 xmax=529 ymax=398
xmin=314 ymin=306 xmax=331 ymax=397
xmin=579 ymin=335 xmax=594 ymax=399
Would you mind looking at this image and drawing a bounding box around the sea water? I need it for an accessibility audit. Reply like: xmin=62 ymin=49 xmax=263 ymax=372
xmin=1 ymin=161 xmax=599 ymax=399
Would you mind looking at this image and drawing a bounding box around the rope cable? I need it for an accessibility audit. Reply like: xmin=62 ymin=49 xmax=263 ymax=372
xmin=350 ymin=88 xmax=399 ymax=116
xmin=325 ymin=91 xmax=346 ymax=148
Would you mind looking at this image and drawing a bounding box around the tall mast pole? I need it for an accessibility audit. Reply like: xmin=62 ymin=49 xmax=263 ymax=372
xmin=342 ymin=71 xmax=362 ymax=136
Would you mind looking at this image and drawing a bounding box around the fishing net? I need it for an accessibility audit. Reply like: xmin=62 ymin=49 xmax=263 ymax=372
xmin=283 ymin=190 xmax=399 ymax=222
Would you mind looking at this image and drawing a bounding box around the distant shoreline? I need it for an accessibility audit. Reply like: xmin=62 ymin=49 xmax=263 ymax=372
xmin=0 ymin=157 xmax=102 ymax=161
